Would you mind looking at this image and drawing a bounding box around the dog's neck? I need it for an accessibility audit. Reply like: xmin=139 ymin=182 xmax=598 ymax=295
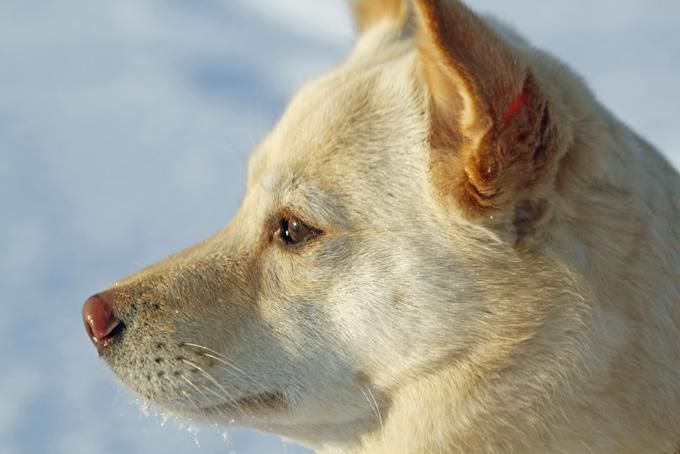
xmin=306 ymin=115 xmax=680 ymax=453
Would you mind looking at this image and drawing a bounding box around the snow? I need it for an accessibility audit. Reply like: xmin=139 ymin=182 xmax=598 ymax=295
xmin=0 ymin=1 xmax=677 ymax=453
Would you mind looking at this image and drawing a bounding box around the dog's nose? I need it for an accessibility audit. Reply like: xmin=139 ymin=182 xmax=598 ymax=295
xmin=82 ymin=292 xmax=124 ymax=348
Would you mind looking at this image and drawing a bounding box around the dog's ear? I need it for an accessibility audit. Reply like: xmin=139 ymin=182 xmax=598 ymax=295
xmin=414 ymin=0 xmax=568 ymax=222
xmin=347 ymin=0 xmax=409 ymax=33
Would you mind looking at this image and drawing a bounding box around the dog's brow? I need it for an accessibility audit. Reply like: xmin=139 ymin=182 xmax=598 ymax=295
xmin=246 ymin=144 xmax=270 ymax=189
xmin=260 ymin=171 xmax=278 ymax=192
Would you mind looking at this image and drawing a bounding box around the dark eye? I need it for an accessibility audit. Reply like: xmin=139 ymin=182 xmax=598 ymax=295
xmin=278 ymin=216 xmax=319 ymax=246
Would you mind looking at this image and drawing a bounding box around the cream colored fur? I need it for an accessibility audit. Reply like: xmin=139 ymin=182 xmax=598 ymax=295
xmin=94 ymin=1 xmax=680 ymax=452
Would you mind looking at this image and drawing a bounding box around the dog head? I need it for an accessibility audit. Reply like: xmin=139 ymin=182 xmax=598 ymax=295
xmin=83 ymin=0 xmax=583 ymax=446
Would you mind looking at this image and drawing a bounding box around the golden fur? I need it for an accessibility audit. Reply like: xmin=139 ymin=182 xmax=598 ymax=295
xmin=88 ymin=1 xmax=680 ymax=452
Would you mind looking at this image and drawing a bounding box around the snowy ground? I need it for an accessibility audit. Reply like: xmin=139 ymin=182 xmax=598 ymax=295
xmin=1 ymin=1 xmax=678 ymax=453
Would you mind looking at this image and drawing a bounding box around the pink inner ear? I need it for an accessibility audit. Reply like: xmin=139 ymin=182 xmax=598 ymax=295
xmin=501 ymin=88 xmax=527 ymax=127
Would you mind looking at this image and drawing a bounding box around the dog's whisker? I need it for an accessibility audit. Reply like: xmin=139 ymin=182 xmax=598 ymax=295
xmin=361 ymin=387 xmax=384 ymax=435
xmin=181 ymin=358 xmax=250 ymax=417
xmin=179 ymin=375 xmax=212 ymax=406
xmin=180 ymin=389 xmax=201 ymax=411
xmin=160 ymin=374 xmax=200 ymax=415
xmin=182 ymin=342 xmax=269 ymax=392
xmin=181 ymin=358 xmax=232 ymax=397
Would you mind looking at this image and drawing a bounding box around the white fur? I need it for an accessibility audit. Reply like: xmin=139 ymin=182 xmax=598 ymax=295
xmin=96 ymin=2 xmax=680 ymax=453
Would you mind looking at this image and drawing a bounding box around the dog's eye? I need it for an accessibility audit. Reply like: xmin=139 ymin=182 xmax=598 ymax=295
xmin=278 ymin=216 xmax=319 ymax=246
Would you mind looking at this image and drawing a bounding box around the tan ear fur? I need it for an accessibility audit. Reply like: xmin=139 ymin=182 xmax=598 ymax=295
xmin=348 ymin=0 xmax=409 ymax=33
xmin=414 ymin=0 xmax=563 ymax=221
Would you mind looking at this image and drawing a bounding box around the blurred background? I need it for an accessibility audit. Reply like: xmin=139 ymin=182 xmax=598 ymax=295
xmin=1 ymin=1 xmax=678 ymax=453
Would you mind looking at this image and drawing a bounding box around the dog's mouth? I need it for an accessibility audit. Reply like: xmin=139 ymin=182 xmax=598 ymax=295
xmin=169 ymin=390 xmax=289 ymax=422
xmin=203 ymin=390 xmax=288 ymax=413
xmin=97 ymin=338 xmax=288 ymax=419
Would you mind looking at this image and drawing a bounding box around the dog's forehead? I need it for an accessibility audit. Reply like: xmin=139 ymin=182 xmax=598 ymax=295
xmin=272 ymin=71 xmax=388 ymax=162
xmin=248 ymin=51 xmax=425 ymax=198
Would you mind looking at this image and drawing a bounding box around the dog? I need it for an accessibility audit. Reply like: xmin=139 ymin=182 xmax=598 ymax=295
xmin=82 ymin=0 xmax=680 ymax=452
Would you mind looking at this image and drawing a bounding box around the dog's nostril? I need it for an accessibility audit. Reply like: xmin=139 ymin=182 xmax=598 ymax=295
xmin=82 ymin=292 xmax=125 ymax=349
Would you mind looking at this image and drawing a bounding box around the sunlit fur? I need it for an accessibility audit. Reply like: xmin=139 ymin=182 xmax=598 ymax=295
xmin=97 ymin=1 xmax=680 ymax=452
